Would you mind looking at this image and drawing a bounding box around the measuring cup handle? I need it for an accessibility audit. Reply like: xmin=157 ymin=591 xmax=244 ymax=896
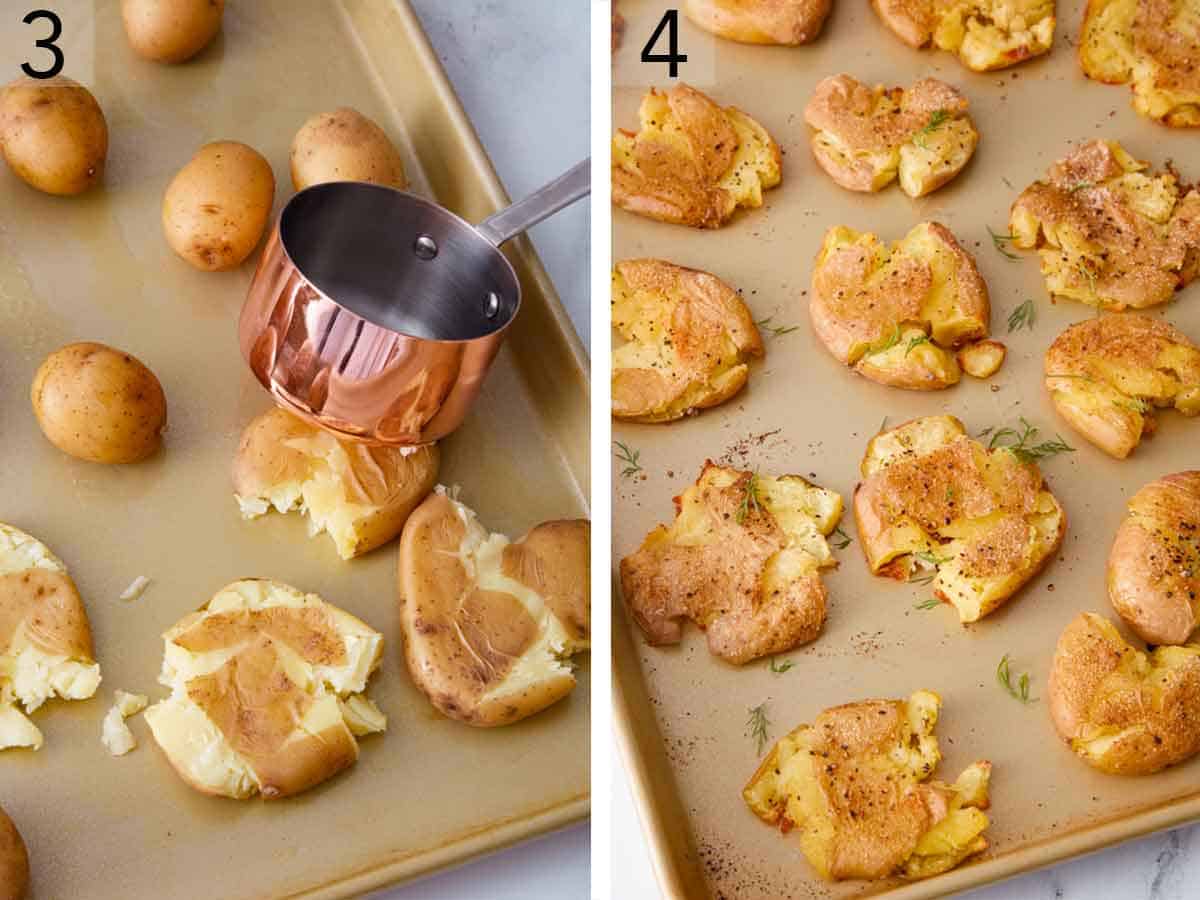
xmin=475 ymin=158 xmax=590 ymax=247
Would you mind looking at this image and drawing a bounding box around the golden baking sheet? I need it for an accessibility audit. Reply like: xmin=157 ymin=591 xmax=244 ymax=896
xmin=611 ymin=1 xmax=1200 ymax=896
xmin=0 ymin=2 xmax=588 ymax=897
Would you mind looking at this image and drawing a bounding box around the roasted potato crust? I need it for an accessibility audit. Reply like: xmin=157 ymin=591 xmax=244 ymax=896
xmin=1048 ymin=612 xmax=1200 ymax=774
xmin=1108 ymin=472 xmax=1200 ymax=645
xmin=683 ymin=0 xmax=833 ymax=44
xmin=805 ymin=75 xmax=979 ymax=197
xmin=854 ymin=416 xmax=1066 ymax=622
xmin=1080 ymin=0 xmax=1200 ymax=127
xmin=1044 ymin=314 xmax=1200 ymax=458
xmin=612 ymin=83 xmax=782 ymax=228
xmin=872 ymin=0 xmax=1055 ymax=70
xmin=743 ymin=691 xmax=993 ymax=881
xmin=0 ymin=805 xmax=29 ymax=900
xmin=810 ymin=222 xmax=992 ymax=390
xmin=620 ymin=462 xmax=843 ymax=664
xmin=612 ymin=259 xmax=764 ymax=421
xmin=233 ymin=407 xmax=438 ymax=559
xmin=398 ymin=491 xmax=590 ymax=727
xmin=1009 ymin=139 xmax=1200 ymax=310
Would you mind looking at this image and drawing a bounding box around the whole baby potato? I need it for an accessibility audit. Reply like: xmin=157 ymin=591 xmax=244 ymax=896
xmin=162 ymin=141 xmax=275 ymax=271
xmin=0 ymin=804 xmax=29 ymax=900
xmin=0 ymin=76 xmax=107 ymax=195
xmin=31 ymin=342 xmax=167 ymax=464
xmin=290 ymin=108 xmax=407 ymax=191
xmin=121 ymin=0 xmax=226 ymax=63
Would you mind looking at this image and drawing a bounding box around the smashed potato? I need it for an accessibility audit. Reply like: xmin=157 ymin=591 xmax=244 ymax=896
xmin=683 ymin=0 xmax=833 ymax=44
xmin=1049 ymin=612 xmax=1200 ymax=774
xmin=398 ymin=490 xmax=590 ymax=726
xmin=144 ymin=578 xmax=385 ymax=799
xmin=1044 ymin=314 xmax=1200 ymax=458
xmin=620 ymin=463 xmax=843 ymax=664
xmin=0 ymin=523 xmax=101 ymax=752
xmin=611 ymin=259 xmax=764 ymax=422
xmin=810 ymin=223 xmax=994 ymax=390
xmin=1080 ymin=0 xmax=1200 ymax=127
xmin=959 ymin=339 xmax=1007 ymax=378
xmin=872 ymin=0 xmax=1055 ymax=70
xmin=1108 ymin=472 xmax=1200 ymax=645
xmin=612 ymin=83 xmax=781 ymax=228
xmin=1009 ymin=139 xmax=1200 ymax=310
xmin=233 ymin=407 xmax=438 ymax=559
xmin=744 ymin=691 xmax=993 ymax=881
xmin=854 ymin=416 xmax=1066 ymax=622
xmin=804 ymin=75 xmax=979 ymax=197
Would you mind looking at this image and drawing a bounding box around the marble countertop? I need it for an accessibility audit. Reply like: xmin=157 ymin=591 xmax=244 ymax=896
xmin=371 ymin=3 xmax=589 ymax=898
xmin=615 ymin=740 xmax=1200 ymax=898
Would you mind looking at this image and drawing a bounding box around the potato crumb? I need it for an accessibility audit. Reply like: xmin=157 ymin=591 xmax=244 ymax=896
xmin=119 ymin=575 xmax=151 ymax=602
xmin=101 ymin=690 xmax=149 ymax=757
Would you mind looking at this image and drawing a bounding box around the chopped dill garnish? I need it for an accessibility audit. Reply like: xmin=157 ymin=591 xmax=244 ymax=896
xmin=997 ymin=654 xmax=1035 ymax=703
xmin=913 ymin=109 xmax=949 ymax=149
xmin=614 ymin=441 xmax=643 ymax=479
xmin=756 ymin=315 xmax=800 ymax=338
xmin=987 ymin=226 xmax=1020 ymax=261
xmin=768 ymin=658 xmax=794 ymax=674
xmin=914 ymin=597 xmax=941 ymax=610
xmin=829 ymin=525 xmax=852 ymax=550
xmin=867 ymin=324 xmax=903 ymax=356
xmin=1007 ymin=299 xmax=1036 ymax=333
xmin=905 ymin=333 xmax=932 ymax=355
xmin=985 ymin=417 xmax=1075 ymax=464
xmin=736 ymin=472 xmax=762 ymax=525
xmin=747 ymin=702 xmax=771 ymax=754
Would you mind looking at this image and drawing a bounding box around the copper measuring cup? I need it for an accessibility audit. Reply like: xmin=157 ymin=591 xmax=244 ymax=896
xmin=238 ymin=159 xmax=589 ymax=445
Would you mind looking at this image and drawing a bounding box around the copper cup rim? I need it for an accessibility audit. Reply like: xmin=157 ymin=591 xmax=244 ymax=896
xmin=274 ymin=181 xmax=524 ymax=347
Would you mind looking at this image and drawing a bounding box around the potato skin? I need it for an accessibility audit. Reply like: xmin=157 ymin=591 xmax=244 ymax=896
xmin=0 ymin=804 xmax=29 ymax=900
xmin=290 ymin=108 xmax=407 ymax=192
xmin=121 ymin=0 xmax=225 ymax=63
xmin=31 ymin=342 xmax=167 ymax=464
xmin=0 ymin=76 xmax=107 ymax=195
xmin=162 ymin=141 xmax=275 ymax=271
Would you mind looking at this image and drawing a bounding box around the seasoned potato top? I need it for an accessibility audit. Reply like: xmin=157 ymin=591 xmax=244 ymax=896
xmin=621 ymin=463 xmax=843 ymax=664
xmin=1080 ymin=0 xmax=1200 ymax=127
xmin=612 ymin=83 xmax=781 ymax=228
xmin=1049 ymin=612 xmax=1200 ymax=774
xmin=743 ymin=691 xmax=993 ymax=881
xmin=810 ymin=222 xmax=990 ymax=390
xmin=1109 ymin=472 xmax=1200 ymax=645
xmin=1044 ymin=314 xmax=1200 ymax=458
xmin=872 ymin=0 xmax=1056 ymax=70
xmin=611 ymin=259 xmax=763 ymax=422
xmin=854 ymin=416 xmax=1065 ymax=622
xmin=805 ymin=75 xmax=979 ymax=197
xmin=1010 ymin=139 xmax=1200 ymax=310
xmin=683 ymin=0 xmax=833 ymax=44
xmin=398 ymin=491 xmax=589 ymax=727
xmin=144 ymin=579 xmax=384 ymax=799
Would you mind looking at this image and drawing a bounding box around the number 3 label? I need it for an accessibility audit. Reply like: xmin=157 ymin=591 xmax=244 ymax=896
xmin=641 ymin=10 xmax=688 ymax=78
xmin=21 ymin=9 xmax=65 ymax=79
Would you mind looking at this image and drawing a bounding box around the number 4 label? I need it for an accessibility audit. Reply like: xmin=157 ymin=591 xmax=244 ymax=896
xmin=641 ymin=10 xmax=687 ymax=78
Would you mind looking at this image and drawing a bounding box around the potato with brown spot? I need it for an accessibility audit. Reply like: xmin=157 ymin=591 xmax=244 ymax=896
xmin=1108 ymin=472 xmax=1200 ymax=645
xmin=1009 ymin=139 xmax=1200 ymax=310
xmin=1044 ymin=314 xmax=1200 ymax=458
xmin=612 ymin=83 xmax=781 ymax=228
xmin=162 ymin=141 xmax=275 ymax=271
xmin=0 ymin=76 xmax=107 ymax=195
xmin=1048 ymin=612 xmax=1200 ymax=774
xmin=872 ymin=0 xmax=1055 ymax=70
xmin=810 ymin=223 xmax=995 ymax=390
xmin=805 ymin=75 xmax=978 ymax=197
xmin=398 ymin=491 xmax=590 ymax=726
xmin=744 ymin=690 xmax=993 ymax=881
xmin=612 ymin=259 xmax=763 ymax=422
xmin=621 ymin=463 xmax=843 ymax=664
xmin=233 ymin=407 xmax=438 ymax=559
xmin=0 ymin=805 xmax=29 ymax=900
xmin=1080 ymin=0 xmax=1200 ymax=127
xmin=32 ymin=342 xmax=167 ymax=464
xmin=121 ymin=0 xmax=225 ymax=63
xmin=854 ymin=415 xmax=1065 ymax=622
xmin=683 ymin=0 xmax=833 ymax=44
xmin=290 ymin=108 xmax=407 ymax=191
xmin=143 ymin=578 xmax=386 ymax=799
